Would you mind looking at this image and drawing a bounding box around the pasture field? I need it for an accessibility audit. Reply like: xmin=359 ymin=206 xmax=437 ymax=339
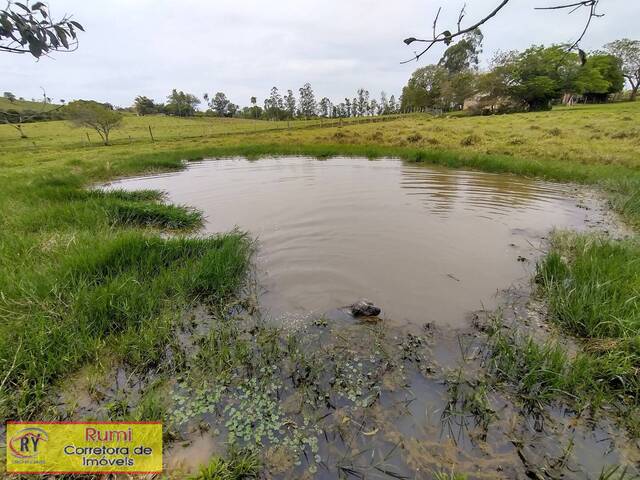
xmin=0 ymin=96 xmax=61 ymax=112
xmin=1 ymin=101 xmax=640 ymax=476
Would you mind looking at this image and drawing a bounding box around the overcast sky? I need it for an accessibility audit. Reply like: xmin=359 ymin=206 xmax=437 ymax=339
xmin=2 ymin=0 xmax=638 ymax=108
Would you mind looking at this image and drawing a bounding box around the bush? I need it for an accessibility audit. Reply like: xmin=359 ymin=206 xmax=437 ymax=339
xmin=460 ymin=134 xmax=481 ymax=146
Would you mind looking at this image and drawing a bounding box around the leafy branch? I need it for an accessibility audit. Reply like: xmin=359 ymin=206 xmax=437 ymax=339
xmin=0 ymin=0 xmax=84 ymax=57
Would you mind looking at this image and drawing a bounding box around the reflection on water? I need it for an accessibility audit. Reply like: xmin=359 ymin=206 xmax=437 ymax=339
xmin=110 ymin=157 xmax=593 ymax=328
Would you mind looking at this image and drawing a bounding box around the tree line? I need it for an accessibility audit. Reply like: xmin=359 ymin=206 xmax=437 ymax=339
xmin=132 ymin=85 xmax=400 ymax=120
xmin=401 ymin=32 xmax=640 ymax=114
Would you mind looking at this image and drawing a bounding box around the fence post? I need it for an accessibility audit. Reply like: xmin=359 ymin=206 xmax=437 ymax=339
xmin=86 ymin=132 xmax=91 ymax=145
xmin=148 ymin=125 xmax=155 ymax=142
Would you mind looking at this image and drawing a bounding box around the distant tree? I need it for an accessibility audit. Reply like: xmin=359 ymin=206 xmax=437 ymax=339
xmin=401 ymin=65 xmax=448 ymax=112
xmin=0 ymin=1 xmax=84 ymax=57
xmin=438 ymin=29 xmax=483 ymax=75
xmin=344 ymin=98 xmax=352 ymax=117
xmin=442 ymin=70 xmax=478 ymax=110
xmin=298 ymin=83 xmax=316 ymax=119
xmin=240 ymin=104 xmax=262 ymax=119
xmin=3 ymin=91 xmax=16 ymax=103
xmin=209 ymin=92 xmax=230 ymax=116
xmin=369 ymin=99 xmax=379 ymax=116
xmin=388 ymin=95 xmax=397 ymax=113
xmin=264 ymin=87 xmax=285 ymax=120
xmin=226 ymin=102 xmax=239 ymax=117
xmin=491 ymin=45 xmax=577 ymax=111
xmin=318 ymin=97 xmax=332 ymax=117
xmin=65 ymin=100 xmax=123 ymax=145
xmin=578 ymin=54 xmax=625 ymax=102
xmin=284 ymin=89 xmax=296 ymax=119
xmin=354 ymin=88 xmax=370 ymax=116
xmin=605 ymin=39 xmax=640 ymax=101
xmin=250 ymin=96 xmax=259 ymax=119
xmin=165 ymin=89 xmax=200 ymax=116
xmin=379 ymin=91 xmax=388 ymax=114
xmin=133 ymin=96 xmax=158 ymax=116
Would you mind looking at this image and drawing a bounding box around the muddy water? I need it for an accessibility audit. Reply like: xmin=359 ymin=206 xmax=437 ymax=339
xmin=111 ymin=157 xmax=597 ymax=329
xmin=101 ymin=157 xmax=639 ymax=478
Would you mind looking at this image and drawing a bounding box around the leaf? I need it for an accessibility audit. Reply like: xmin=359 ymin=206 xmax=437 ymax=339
xmin=403 ymin=37 xmax=417 ymax=45
xmin=14 ymin=2 xmax=30 ymax=13
xmin=70 ymin=20 xmax=84 ymax=31
xmin=54 ymin=26 xmax=69 ymax=48
xmin=31 ymin=2 xmax=45 ymax=10
xmin=28 ymin=40 xmax=43 ymax=58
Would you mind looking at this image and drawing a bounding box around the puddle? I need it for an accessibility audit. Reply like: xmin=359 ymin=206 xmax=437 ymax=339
xmin=98 ymin=157 xmax=639 ymax=478
xmin=109 ymin=157 xmax=607 ymax=330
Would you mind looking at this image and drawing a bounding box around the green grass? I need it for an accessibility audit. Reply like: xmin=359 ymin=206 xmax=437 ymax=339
xmin=0 ymin=96 xmax=61 ymax=112
xmin=189 ymin=449 xmax=260 ymax=480
xmin=538 ymin=233 xmax=640 ymax=338
xmin=1 ymin=101 xmax=640 ymax=446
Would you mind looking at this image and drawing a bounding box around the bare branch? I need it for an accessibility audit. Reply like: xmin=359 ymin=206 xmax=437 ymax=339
xmin=402 ymin=0 xmax=603 ymax=64
xmin=402 ymin=0 xmax=510 ymax=64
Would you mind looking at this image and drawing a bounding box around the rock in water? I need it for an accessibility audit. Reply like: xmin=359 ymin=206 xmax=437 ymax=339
xmin=350 ymin=299 xmax=381 ymax=317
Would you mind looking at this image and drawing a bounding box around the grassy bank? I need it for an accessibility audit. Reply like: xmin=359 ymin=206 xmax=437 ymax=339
xmin=0 ymin=175 xmax=251 ymax=418
xmin=0 ymin=102 xmax=639 ymax=471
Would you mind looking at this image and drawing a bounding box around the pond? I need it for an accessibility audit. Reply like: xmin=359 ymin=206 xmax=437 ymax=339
xmin=107 ymin=157 xmax=636 ymax=478
xmin=110 ymin=157 xmax=599 ymax=329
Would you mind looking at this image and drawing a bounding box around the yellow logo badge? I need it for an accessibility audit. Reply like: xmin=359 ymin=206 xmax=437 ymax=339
xmin=6 ymin=421 xmax=162 ymax=474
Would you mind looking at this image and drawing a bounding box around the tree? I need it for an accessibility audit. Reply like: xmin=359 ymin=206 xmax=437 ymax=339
xmin=354 ymin=88 xmax=370 ymax=116
xmin=318 ymin=97 xmax=332 ymax=117
xmin=165 ymin=89 xmax=200 ymax=117
xmin=605 ymin=39 xmax=640 ymax=101
xmin=65 ymin=100 xmax=122 ymax=145
xmin=438 ymin=29 xmax=483 ymax=75
xmin=284 ymin=90 xmax=296 ymax=119
xmin=489 ymin=45 xmax=582 ymax=111
xmin=264 ymin=87 xmax=285 ymax=120
xmin=442 ymin=70 xmax=478 ymax=110
xmin=388 ymin=95 xmax=397 ymax=113
xmin=3 ymin=91 xmax=16 ymax=103
xmin=400 ymin=65 xmax=448 ymax=112
xmin=379 ymin=91 xmax=389 ymax=114
xmin=226 ymin=102 xmax=239 ymax=117
xmin=578 ymin=54 xmax=624 ymax=102
xmin=210 ymin=92 xmax=230 ymax=117
xmin=133 ymin=96 xmax=158 ymax=116
xmin=1 ymin=1 xmax=84 ymax=57
xmin=369 ymin=99 xmax=379 ymax=116
xmin=344 ymin=98 xmax=352 ymax=117
xmin=298 ymin=83 xmax=316 ymax=119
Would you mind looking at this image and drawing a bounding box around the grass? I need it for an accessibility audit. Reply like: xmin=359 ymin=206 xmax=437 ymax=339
xmin=0 ymin=97 xmax=61 ymax=112
xmin=189 ymin=449 xmax=260 ymax=480
xmin=1 ymin=101 xmax=640 ymax=474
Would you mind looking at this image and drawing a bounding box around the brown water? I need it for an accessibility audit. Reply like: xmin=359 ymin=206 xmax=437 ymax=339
xmin=110 ymin=156 xmax=596 ymax=328
xmin=99 ymin=159 xmax=639 ymax=478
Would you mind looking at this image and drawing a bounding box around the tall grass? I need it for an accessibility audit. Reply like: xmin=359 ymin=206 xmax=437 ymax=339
xmin=537 ymin=234 xmax=640 ymax=338
xmin=0 ymin=174 xmax=250 ymax=418
xmin=484 ymin=232 xmax=640 ymax=434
